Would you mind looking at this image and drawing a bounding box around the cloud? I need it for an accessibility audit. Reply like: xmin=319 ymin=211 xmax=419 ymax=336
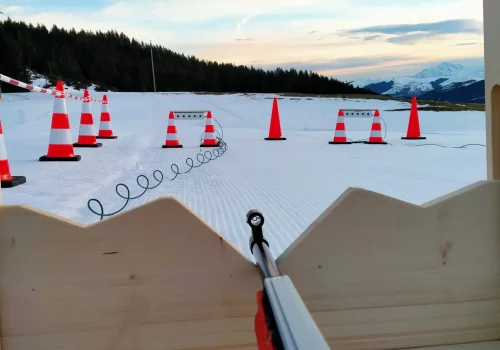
xmin=455 ymin=42 xmax=480 ymax=46
xmin=347 ymin=19 xmax=482 ymax=36
xmin=97 ymin=0 xmax=336 ymax=23
xmin=387 ymin=33 xmax=439 ymax=44
xmin=0 ymin=5 xmax=24 ymax=15
xmin=343 ymin=19 xmax=483 ymax=45
xmin=1 ymin=0 xmax=484 ymax=80
xmin=256 ymin=55 xmax=417 ymax=72
xmin=236 ymin=13 xmax=257 ymax=37
xmin=363 ymin=35 xmax=383 ymax=41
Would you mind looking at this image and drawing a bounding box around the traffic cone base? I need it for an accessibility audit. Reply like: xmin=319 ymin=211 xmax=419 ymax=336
xmin=264 ymin=137 xmax=287 ymax=141
xmin=96 ymin=135 xmax=118 ymax=139
xmin=328 ymin=141 xmax=351 ymax=144
xmin=162 ymin=144 xmax=183 ymax=148
xmin=401 ymin=136 xmax=426 ymax=140
xmin=39 ymin=155 xmax=82 ymax=162
xmin=1 ymin=176 xmax=27 ymax=188
xmin=364 ymin=141 xmax=387 ymax=145
xmin=73 ymin=142 xmax=103 ymax=148
xmin=200 ymin=142 xmax=220 ymax=148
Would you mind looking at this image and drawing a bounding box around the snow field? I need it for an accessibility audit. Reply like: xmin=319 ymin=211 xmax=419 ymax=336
xmin=0 ymin=91 xmax=487 ymax=259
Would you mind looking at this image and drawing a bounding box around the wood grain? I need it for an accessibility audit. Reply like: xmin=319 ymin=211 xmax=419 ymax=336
xmin=0 ymin=198 xmax=261 ymax=350
xmin=279 ymin=181 xmax=500 ymax=349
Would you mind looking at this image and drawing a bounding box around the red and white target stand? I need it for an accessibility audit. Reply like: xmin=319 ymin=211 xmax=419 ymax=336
xmin=329 ymin=109 xmax=384 ymax=144
xmin=162 ymin=110 xmax=220 ymax=148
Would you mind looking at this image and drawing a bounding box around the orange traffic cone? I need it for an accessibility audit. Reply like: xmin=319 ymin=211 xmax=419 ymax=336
xmin=39 ymin=81 xmax=81 ymax=162
xmin=200 ymin=111 xmax=220 ymax=147
xmin=265 ymin=97 xmax=286 ymax=141
xmin=402 ymin=96 xmax=426 ymax=140
xmin=329 ymin=109 xmax=351 ymax=144
xmin=96 ymin=95 xmax=117 ymax=139
xmin=0 ymin=121 xmax=26 ymax=188
xmin=162 ymin=112 xmax=183 ymax=148
xmin=364 ymin=109 xmax=387 ymax=145
xmin=73 ymin=90 xmax=102 ymax=148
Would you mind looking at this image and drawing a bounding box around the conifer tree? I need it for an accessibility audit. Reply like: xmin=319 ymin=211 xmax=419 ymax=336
xmin=0 ymin=18 xmax=373 ymax=95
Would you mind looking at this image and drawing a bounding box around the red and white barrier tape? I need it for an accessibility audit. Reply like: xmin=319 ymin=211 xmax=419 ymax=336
xmin=0 ymin=73 xmax=102 ymax=103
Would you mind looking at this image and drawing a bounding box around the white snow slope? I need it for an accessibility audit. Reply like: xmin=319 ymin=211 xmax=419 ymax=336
xmin=0 ymin=91 xmax=486 ymax=260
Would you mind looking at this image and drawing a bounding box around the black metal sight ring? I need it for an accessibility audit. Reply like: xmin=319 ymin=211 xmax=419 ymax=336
xmin=247 ymin=209 xmax=265 ymax=228
xmin=247 ymin=209 xmax=268 ymax=253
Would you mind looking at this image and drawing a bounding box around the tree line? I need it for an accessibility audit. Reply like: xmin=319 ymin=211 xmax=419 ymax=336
xmin=0 ymin=18 xmax=373 ymax=95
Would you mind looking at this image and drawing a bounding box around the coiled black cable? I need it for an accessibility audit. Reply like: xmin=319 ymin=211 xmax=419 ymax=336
xmin=347 ymin=117 xmax=484 ymax=148
xmin=403 ymin=143 xmax=486 ymax=149
xmin=87 ymin=118 xmax=227 ymax=221
xmin=348 ymin=116 xmax=388 ymax=143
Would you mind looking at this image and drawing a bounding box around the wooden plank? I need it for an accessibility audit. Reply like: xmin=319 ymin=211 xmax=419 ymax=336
xmin=410 ymin=341 xmax=500 ymax=350
xmin=0 ymin=198 xmax=261 ymax=350
xmin=278 ymin=181 xmax=500 ymax=349
xmin=484 ymin=0 xmax=500 ymax=180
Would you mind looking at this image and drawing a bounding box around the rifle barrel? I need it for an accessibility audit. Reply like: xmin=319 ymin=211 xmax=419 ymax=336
xmin=247 ymin=210 xmax=331 ymax=350
xmin=264 ymin=276 xmax=331 ymax=350
xmin=250 ymin=236 xmax=280 ymax=278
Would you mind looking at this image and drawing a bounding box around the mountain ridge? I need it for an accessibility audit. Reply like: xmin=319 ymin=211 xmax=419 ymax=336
xmin=351 ymin=62 xmax=485 ymax=103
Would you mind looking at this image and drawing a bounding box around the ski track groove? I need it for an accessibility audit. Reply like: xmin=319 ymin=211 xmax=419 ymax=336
xmin=2 ymin=93 xmax=487 ymax=261
xmin=209 ymin=158 xmax=271 ymax=258
xmin=244 ymin=144 xmax=336 ymax=256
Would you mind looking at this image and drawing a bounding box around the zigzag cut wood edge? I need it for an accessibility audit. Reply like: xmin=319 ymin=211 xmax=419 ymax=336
xmin=277 ymin=180 xmax=500 ymax=349
xmin=0 ymin=197 xmax=261 ymax=350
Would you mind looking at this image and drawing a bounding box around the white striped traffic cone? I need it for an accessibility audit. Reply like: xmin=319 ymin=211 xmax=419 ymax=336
xmin=73 ymin=90 xmax=102 ymax=148
xmin=200 ymin=111 xmax=219 ymax=147
xmin=329 ymin=109 xmax=351 ymax=144
xmin=39 ymin=80 xmax=81 ymax=162
xmin=162 ymin=112 xmax=183 ymax=148
xmin=364 ymin=109 xmax=387 ymax=145
xmin=0 ymin=121 xmax=26 ymax=188
xmin=96 ymin=95 xmax=117 ymax=139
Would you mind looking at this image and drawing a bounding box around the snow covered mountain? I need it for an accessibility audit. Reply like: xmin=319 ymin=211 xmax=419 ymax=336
xmin=350 ymin=62 xmax=485 ymax=103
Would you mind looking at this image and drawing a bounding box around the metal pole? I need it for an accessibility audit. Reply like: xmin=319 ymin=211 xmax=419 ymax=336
xmin=0 ymin=12 xmax=6 ymax=99
xmin=150 ymin=40 xmax=157 ymax=93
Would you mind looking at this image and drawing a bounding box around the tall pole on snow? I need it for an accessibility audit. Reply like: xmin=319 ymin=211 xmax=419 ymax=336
xmin=0 ymin=11 xmax=7 ymax=99
xmin=150 ymin=40 xmax=157 ymax=93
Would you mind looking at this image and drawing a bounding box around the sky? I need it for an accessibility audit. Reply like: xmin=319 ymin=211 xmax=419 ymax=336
xmin=0 ymin=0 xmax=485 ymax=81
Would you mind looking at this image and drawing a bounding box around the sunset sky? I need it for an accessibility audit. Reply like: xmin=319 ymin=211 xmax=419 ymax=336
xmin=0 ymin=0 xmax=485 ymax=80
